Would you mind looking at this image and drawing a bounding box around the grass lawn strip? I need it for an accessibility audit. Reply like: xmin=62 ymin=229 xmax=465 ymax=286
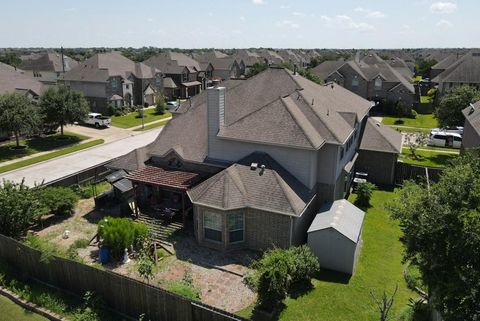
xmin=0 ymin=294 xmax=48 ymax=321
xmin=133 ymin=119 xmax=170 ymax=132
xmin=400 ymin=148 xmax=458 ymax=168
xmin=0 ymin=131 xmax=89 ymax=163
xmin=111 ymin=109 xmax=171 ymax=128
xmin=237 ymin=190 xmax=415 ymax=321
xmin=0 ymin=139 xmax=104 ymax=174
xmin=381 ymin=114 xmax=438 ymax=128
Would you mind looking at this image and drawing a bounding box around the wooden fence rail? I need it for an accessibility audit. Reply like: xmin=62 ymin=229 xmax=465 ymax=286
xmin=395 ymin=162 xmax=445 ymax=185
xmin=0 ymin=234 xmax=247 ymax=321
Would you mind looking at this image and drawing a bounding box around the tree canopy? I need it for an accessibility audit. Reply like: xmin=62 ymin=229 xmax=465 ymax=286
xmin=39 ymin=86 xmax=89 ymax=135
xmin=435 ymin=85 xmax=480 ymax=127
xmin=0 ymin=52 xmax=21 ymax=68
xmin=414 ymin=58 xmax=437 ymax=78
xmin=0 ymin=93 xmax=42 ymax=147
xmin=389 ymin=151 xmax=480 ymax=321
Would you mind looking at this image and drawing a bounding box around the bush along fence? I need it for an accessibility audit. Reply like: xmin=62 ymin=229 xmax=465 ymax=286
xmin=0 ymin=234 xmax=247 ymax=321
xmin=395 ymin=162 xmax=445 ymax=185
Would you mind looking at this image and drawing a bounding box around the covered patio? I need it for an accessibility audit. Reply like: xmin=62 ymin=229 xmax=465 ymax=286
xmin=127 ymin=166 xmax=201 ymax=226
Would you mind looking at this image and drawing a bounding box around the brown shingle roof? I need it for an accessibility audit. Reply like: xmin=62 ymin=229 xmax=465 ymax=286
xmin=143 ymin=51 xmax=200 ymax=75
xmin=433 ymin=52 xmax=480 ymax=84
xmin=127 ymin=166 xmax=200 ymax=191
xmin=360 ymin=118 xmax=402 ymax=153
xmin=463 ymin=101 xmax=480 ymax=137
xmin=20 ymin=52 xmax=78 ymax=72
xmin=0 ymin=69 xmax=44 ymax=96
xmin=187 ymin=152 xmax=315 ymax=216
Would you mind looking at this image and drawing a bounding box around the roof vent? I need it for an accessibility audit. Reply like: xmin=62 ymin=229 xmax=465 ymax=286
xmin=376 ymin=123 xmax=381 ymax=127
xmin=250 ymin=163 xmax=258 ymax=170
xmin=469 ymin=103 xmax=476 ymax=115
xmin=259 ymin=164 xmax=266 ymax=176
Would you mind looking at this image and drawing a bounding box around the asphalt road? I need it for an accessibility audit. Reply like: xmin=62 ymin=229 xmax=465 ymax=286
xmin=0 ymin=128 xmax=162 ymax=187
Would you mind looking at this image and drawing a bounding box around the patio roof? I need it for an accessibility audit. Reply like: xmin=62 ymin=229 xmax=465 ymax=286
xmin=127 ymin=166 xmax=200 ymax=191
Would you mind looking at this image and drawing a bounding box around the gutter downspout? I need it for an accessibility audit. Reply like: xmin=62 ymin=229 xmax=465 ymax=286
xmin=289 ymin=216 xmax=294 ymax=247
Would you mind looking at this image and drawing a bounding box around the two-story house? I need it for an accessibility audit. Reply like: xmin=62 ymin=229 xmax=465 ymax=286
xmin=193 ymin=51 xmax=244 ymax=81
xmin=432 ymin=52 xmax=480 ymax=95
xmin=109 ymin=67 xmax=401 ymax=252
xmin=0 ymin=63 xmax=45 ymax=100
xmin=311 ymin=53 xmax=416 ymax=108
xmin=461 ymin=101 xmax=480 ymax=154
xmin=62 ymin=52 xmax=163 ymax=114
xmin=143 ymin=51 xmax=210 ymax=99
xmin=20 ymin=51 xmax=78 ymax=85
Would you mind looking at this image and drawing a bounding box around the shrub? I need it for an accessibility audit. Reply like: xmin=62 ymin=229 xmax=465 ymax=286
xmin=38 ymin=186 xmax=79 ymax=216
xmin=167 ymin=268 xmax=200 ymax=300
xmin=0 ymin=180 xmax=45 ymax=238
xmin=24 ymin=233 xmax=67 ymax=263
xmin=289 ymin=245 xmax=320 ymax=286
xmin=409 ymin=109 xmax=418 ymax=119
xmin=355 ymin=182 xmax=376 ymax=207
xmin=155 ymin=94 xmax=166 ymax=115
xmin=98 ymin=217 xmax=148 ymax=259
xmin=67 ymin=238 xmax=90 ymax=261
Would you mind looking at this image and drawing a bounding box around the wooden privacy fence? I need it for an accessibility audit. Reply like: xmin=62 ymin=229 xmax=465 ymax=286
xmin=395 ymin=162 xmax=445 ymax=185
xmin=0 ymin=234 xmax=247 ymax=321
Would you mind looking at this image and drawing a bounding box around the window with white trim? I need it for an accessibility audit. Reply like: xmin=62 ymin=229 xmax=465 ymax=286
xmin=228 ymin=212 xmax=244 ymax=243
xmin=204 ymin=211 xmax=222 ymax=242
xmin=374 ymin=77 xmax=382 ymax=90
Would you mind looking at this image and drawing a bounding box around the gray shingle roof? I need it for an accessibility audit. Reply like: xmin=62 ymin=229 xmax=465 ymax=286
xmin=107 ymin=145 xmax=151 ymax=172
xmin=311 ymin=61 xmax=346 ymax=80
xmin=463 ymin=101 xmax=480 ymax=137
xmin=308 ymin=199 xmax=365 ymax=243
xmin=432 ymin=52 xmax=480 ymax=84
xmin=431 ymin=54 xmax=463 ymax=71
xmin=143 ymin=51 xmax=200 ymax=75
xmin=20 ymin=52 xmax=78 ymax=72
xmin=0 ymin=69 xmax=44 ymax=96
xmin=360 ymin=118 xmax=402 ymax=153
xmin=187 ymin=152 xmax=315 ymax=216
xmin=163 ymin=77 xmax=177 ymax=89
xmin=64 ymin=52 xmax=159 ymax=82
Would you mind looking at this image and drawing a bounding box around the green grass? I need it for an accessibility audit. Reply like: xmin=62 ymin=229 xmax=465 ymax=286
xmin=400 ymin=148 xmax=458 ymax=168
xmin=238 ymin=190 xmax=416 ymax=321
xmin=133 ymin=119 xmax=170 ymax=132
xmin=389 ymin=126 xmax=431 ymax=134
xmin=0 ymin=295 xmax=48 ymax=321
xmin=0 ymin=132 xmax=89 ymax=163
xmin=110 ymin=109 xmax=171 ymax=128
xmin=0 ymin=139 xmax=104 ymax=174
xmin=382 ymin=114 xmax=438 ymax=129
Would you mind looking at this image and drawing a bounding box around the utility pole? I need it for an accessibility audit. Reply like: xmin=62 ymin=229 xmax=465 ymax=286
xmin=61 ymin=46 xmax=65 ymax=74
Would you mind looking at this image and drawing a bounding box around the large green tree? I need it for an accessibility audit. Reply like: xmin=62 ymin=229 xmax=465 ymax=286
xmin=0 ymin=52 xmax=21 ymax=69
xmin=39 ymin=86 xmax=89 ymax=136
xmin=414 ymin=58 xmax=437 ymax=78
xmin=0 ymin=93 xmax=41 ymax=147
xmin=435 ymin=85 xmax=480 ymax=127
xmin=389 ymin=151 xmax=480 ymax=321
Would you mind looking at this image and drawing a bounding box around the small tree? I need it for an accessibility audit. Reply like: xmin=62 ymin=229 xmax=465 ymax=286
xmin=289 ymin=245 xmax=320 ymax=286
xmin=0 ymin=93 xmax=41 ymax=148
xmin=0 ymin=180 xmax=45 ymax=238
xmin=435 ymin=85 xmax=480 ymax=127
xmin=37 ymin=186 xmax=79 ymax=216
xmin=137 ymin=252 xmax=155 ymax=284
xmin=39 ymin=86 xmax=89 ymax=136
xmin=355 ymin=182 xmax=376 ymax=208
xmin=370 ymin=285 xmax=398 ymax=321
xmin=98 ymin=217 xmax=148 ymax=259
xmin=155 ymin=94 xmax=166 ymax=115
xmin=405 ymin=132 xmax=428 ymax=160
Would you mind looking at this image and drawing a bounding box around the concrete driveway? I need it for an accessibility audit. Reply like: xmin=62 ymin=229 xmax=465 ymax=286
xmin=65 ymin=124 xmax=133 ymax=143
xmin=0 ymin=128 xmax=162 ymax=187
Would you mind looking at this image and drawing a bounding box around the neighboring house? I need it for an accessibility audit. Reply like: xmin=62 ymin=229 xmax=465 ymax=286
xmin=257 ymin=49 xmax=284 ymax=65
xmin=0 ymin=66 xmax=45 ymax=101
xmin=232 ymin=49 xmax=263 ymax=71
xmin=62 ymin=52 xmax=162 ymax=114
xmin=311 ymin=53 xmax=416 ymax=108
xmin=109 ymin=67 xmax=401 ymax=253
xmin=19 ymin=51 xmax=78 ymax=85
xmin=432 ymin=52 xmax=480 ymax=95
xmin=356 ymin=118 xmax=403 ymax=185
xmin=461 ymin=101 xmax=480 ymax=154
xmin=429 ymin=53 xmax=463 ymax=80
xmin=143 ymin=51 xmax=206 ymax=98
xmin=307 ymin=199 xmax=365 ymax=275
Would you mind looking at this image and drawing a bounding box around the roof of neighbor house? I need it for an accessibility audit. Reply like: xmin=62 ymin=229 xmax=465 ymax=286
xmin=360 ymin=118 xmax=403 ymax=154
xmin=308 ymin=199 xmax=365 ymax=243
xmin=311 ymin=60 xmax=346 ymax=80
xmin=233 ymin=49 xmax=263 ymax=66
xmin=143 ymin=51 xmax=201 ymax=75
xmin=205 ymin=58 xmax=237 ymax=71
xmin=107 ymin=145 xmax=151 ymax=172
xmin=0 ymin=62 xmax=23 ymax=73
xmin=163 ymin=77 xmax=178 ymax=89
xmin=431 ymin=53 xmax=463 ymax=71
xmin=187 ymin=152 xmax=315 ymax=216
xmin=432 ymin=52 xmax=480 ymax=84
xmin=127 ymin=165 xmax=201 ymax=191
xmin=462 ymin=101 xmax=480 ymax=137
xmin=0 ymin=69 xmax=45 ymax=96
xmin=63 ymin=52 xmax=160 ymax=83
xmin=387 ymin=57 xmax=414 ymax=80
xmin=147 ymin=67 xmax=372 ymax=163
xmin=20 ymin=52 xmax=78 ymax=72
xmin=192 ymin=50 xmax=229 ymax=61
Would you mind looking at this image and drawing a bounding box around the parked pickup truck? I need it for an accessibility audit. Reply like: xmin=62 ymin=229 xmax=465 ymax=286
xmin=84 ymin=113 xmax=111 ymax=128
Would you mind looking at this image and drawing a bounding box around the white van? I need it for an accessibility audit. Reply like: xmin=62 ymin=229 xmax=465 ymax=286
xmin=429 ymin=132 xmax=462 ymax=149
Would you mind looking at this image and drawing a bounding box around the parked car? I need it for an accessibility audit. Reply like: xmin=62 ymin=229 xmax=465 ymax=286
xmin=430 ymin=126 xmax=464 ymax=136
xmin=84 ymin=113 xmax=111 ymax=128
xmin=167 ymin=101 xmax=179 ymax=111
xmin=429 ymin=132 xmax=462 ymax=149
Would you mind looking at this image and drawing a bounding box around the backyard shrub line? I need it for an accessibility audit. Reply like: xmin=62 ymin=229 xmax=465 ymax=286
xmin=0 ymin=286 xmax=64 ymax=321
xmin=0 ymin=233 xmax=248 ymax=321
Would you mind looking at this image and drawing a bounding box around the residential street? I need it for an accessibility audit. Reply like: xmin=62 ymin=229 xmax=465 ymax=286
xmin=0 ymin=128 xmax=162 ymax=187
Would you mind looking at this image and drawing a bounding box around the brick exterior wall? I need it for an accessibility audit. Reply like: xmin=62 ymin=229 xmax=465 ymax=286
xmin=461 ymin=119 xmax=480 ymax=154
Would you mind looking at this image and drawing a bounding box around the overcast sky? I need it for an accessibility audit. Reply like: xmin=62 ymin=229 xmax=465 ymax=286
xmin=1 ymin=0 xmax=477 ymax=48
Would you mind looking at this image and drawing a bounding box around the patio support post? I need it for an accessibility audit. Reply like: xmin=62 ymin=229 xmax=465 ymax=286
xmin=133 ymin=183 xmax=139 ymax=218
xmin=182 ymin=192 xmax=186 ymax=226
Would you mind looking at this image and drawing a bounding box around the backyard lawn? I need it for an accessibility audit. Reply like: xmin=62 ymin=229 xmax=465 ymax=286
xmin=239 ymin=190 xmax=416 ymax=321
xmin=0 ymin=131 xmax=89 ymax=163
xmin=399 ymin=148 xmax=458 ymax=168
xmin=110 ymin=109 xmax=171 ymax=128
xmin=0 ymin=295 xmax=48 ymax=321
xmin=382 ymin=114 xmax=438 ymax=129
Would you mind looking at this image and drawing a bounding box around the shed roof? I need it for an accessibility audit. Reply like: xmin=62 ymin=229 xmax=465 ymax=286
xmin=127 ymin=166 xmax=200 ymax=191
xmin=463 ymin=101 xmax=480 ymax=137
xmin=308 ymin=199 xmax=365 ymax=243
xmin=360 ymin=118 xmax=403 ymax=154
